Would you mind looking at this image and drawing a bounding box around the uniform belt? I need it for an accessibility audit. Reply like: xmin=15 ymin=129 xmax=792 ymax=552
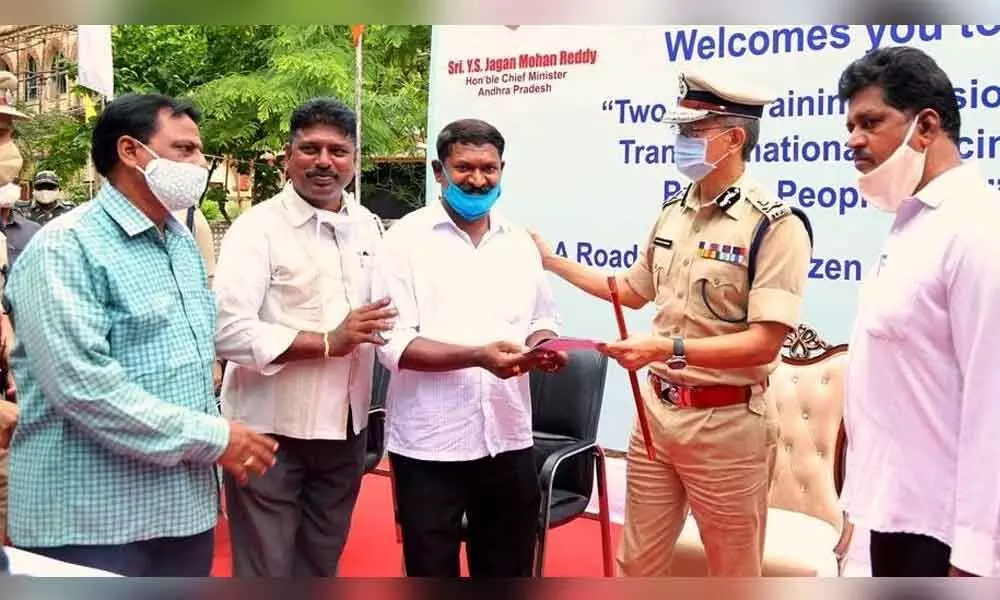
xmin=647 ymin=372 xmax=753 ymax=409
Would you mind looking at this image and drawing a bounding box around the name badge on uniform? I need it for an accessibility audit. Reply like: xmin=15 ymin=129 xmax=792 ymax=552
xmin=653 ymin=237 xmax=673 ymax=250
xmin=698 ymin=241 xmax=747 ymax=267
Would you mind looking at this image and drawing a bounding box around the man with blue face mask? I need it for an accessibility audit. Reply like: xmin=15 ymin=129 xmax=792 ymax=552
xmin=531 ymin=70 xmax=813 ymax=576
xmin=371 ymin=118 xmax=567 ymax=577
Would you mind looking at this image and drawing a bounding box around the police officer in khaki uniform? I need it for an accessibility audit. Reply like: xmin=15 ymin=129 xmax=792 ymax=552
xmin=530 ymin=70 xmax=812 ymax=576
xmin=0 ymin=69 xmax=28 ymax=545
xmin=171 ymin=205 xmax=224 ymax=393
xmin=172 ymin=205 xmax=217 ymax=285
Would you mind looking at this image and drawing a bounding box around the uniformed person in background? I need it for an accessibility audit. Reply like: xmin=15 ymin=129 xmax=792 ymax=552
xmin=25 ymin=170 xmax=73 ymax=226
xmin=11 ymin=182 xmax=30 ymax=220
xmin=530 ymin=70 xmax=812 ymax=576
xmin=0 ymin=69 xmax=23 ymax=267
xmin=0 ymin=69 xmax=28 ymax=544
xmin=173 ymin=204 xmax=217 ymax=285
xmin=1 ymin=182 xmax=41 ymax=273
xmin=172 ymin=204 xmax=223 ymax=393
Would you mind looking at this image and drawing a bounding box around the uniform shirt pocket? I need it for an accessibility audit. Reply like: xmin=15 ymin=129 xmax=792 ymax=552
xmin=652 ymin=246 xmax=677 ymax=303
xmin=688 ymin=258 xmax=749 ymax=322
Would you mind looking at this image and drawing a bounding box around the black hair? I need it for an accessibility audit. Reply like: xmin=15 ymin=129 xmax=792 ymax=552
xmin=90 ymin=93 xmax=200 ymax=177
xmin=289 ymin=97 xmax=357 ymax=144
xmin=436 ymin=119 xmax=505 ymax=163
xmin=837 ymin=45 xmax=960 ymax=142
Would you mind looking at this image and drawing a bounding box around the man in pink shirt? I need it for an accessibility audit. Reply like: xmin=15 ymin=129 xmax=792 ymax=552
xmin=838 ymin=46 xmax=1000 ymax=577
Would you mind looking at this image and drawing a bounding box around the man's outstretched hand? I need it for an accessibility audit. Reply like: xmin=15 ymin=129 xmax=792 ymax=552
xmin=476 ymin=341 xmax=530 ymax=379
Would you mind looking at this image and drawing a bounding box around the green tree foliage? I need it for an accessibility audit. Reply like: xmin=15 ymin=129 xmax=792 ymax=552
xmin=190 ymin=25 xmax=430 ymax=205
xmin=112 ymin=25 xmax=277 ymax=98
xmin=18 ymin=25 xmax=431 ymax=211
xmin=191 ymin=25 xmax=428 ymax=158
xmin=13 ymin=110 xmax=94 ymax=202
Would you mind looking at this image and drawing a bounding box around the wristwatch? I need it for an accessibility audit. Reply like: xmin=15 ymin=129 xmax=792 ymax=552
xmin=666 ymin=337 xmax=687 ymax=370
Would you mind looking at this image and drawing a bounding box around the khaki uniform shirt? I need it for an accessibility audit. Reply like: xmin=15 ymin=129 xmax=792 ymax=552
xmin=0 ymin=230 xmax=8 ymax=289
xmin=622 ymin=172 xmax=811 ymax=393
xmin=172 ymin=207 xmax=216 ymax=284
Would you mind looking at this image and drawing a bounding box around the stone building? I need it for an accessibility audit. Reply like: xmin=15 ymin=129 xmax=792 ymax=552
xmin=0 ymin=25 xmax=80 ymax=117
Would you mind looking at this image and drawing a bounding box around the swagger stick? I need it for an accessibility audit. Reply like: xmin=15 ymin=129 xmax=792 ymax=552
xmin=607 ymin=276 xmax=655 ymax=461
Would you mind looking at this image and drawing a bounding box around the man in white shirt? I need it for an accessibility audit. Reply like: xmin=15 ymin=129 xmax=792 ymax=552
xmin=371 ymin=118 xmax=567 ymax=577
xmin=213 ymin=98 xmax=395 ymax=576
xmin=837 ymin=46 xmax=1000 ymax=577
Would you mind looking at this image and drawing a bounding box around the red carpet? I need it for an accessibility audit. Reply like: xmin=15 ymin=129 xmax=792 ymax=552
xmin=211 ymin=469 xmax=622 ymax=577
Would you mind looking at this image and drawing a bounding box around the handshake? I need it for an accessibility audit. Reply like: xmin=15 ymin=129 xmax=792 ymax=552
xmin=473 ymin=339 xmax=568 ymax=379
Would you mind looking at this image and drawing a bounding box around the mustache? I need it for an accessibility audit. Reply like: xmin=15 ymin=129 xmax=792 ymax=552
xmin=306 ymin=168 xmax=341 ymax=179
xmin=458 ymin=184 xmax=493 ymax=195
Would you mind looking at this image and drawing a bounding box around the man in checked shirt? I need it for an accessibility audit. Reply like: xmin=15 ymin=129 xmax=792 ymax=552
xmin=2 ymin=93 xmax=278 ymax=577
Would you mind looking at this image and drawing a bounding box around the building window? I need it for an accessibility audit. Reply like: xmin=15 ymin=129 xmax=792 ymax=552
xmin=51 ymin=52 xmax=68 ymax=96
xmin=25 ymin=55 xmax=38 ymax=101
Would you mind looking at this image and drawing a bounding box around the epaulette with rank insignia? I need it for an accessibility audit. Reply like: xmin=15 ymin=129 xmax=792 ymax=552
xmin=744 ymin=192 xmax=814 ymax=285
xmin=662 ymin=183 xmax=692 ymax=210
xmin=744 ymin=192 xmax=793 ymax=222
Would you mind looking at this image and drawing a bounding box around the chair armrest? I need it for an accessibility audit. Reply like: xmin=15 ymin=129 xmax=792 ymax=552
xmin=833 ymin=511 xmax=855 ymax=576
xmin=537 ymin=439 xmax=598 ymax=531
xmin=538 ymin=439 xmax=598 ymax=494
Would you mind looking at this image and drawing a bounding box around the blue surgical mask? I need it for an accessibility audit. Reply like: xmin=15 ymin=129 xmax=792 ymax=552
xmin=441 ymin=170 xmax=501 ymax=221
xmin=673 ymin=129 xmax=732 ymax=182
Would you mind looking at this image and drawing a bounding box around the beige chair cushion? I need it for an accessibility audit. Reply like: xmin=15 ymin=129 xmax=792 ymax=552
xmin=671 ymin=508 xmax=840 ymax=576
xmin=767 ymin=351 xmax=847 ymax=530
xmin=668 ymin=342 xmax=849 ymax=576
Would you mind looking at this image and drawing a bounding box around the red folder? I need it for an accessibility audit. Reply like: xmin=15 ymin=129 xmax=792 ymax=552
xmin=607 ymin=277 xmax=656 ymax=461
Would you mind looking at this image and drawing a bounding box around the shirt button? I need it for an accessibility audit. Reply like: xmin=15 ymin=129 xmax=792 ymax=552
xmin=672 ymin=326 xmax=681 ymax=334
xmin=676 ymin=291 xmax=684 ymax=299
xmin=682 ymin=258 xmax=690 ymax=266
xmin=693 ymin=226 xmax=701 ymax=234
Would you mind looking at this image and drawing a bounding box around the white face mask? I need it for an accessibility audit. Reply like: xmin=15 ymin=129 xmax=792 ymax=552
xmin=134 ymin=140 xmax=208 ymax=212
xmin=857 ymin=118 xmax=926 ymax=213
xmin=34 ymin=189 xmax=59 ymax=205
xmin=0 ymin=182 xmax=19 ymax=208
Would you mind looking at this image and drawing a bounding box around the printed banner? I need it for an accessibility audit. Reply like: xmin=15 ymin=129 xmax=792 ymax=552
xmin=426 ymin=25 xmax=1000 ymax=449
